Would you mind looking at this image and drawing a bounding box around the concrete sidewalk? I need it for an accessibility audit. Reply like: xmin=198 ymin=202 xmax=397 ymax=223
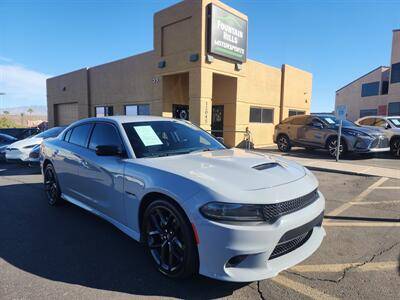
xmin=255 ymin=148 xmax=400 ymax=179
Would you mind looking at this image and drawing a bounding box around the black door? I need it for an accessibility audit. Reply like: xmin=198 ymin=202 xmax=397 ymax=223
xmin=172 ymin=104 xmax=189 ymax=120
xmin=211 ymin=105 xmax=224 ymax=138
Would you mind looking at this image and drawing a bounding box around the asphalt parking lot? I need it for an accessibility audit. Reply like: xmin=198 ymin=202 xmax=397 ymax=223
xmin=0 ymin=163 xmax=399 ymax=299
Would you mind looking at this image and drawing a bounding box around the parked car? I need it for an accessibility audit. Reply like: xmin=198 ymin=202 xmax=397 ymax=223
xmin=0 ymin=133 xmax=18 ymax=161
xmin=27 ymin=144 xmax=41 ymax=166
xmin=40 ymin=116 xmax=325 ymax=282
xmin=274 ymin=114 xmax=390 ymax=158
xmin=356 ymin=116 xmax=400 ymax=157
xmin=5 ymin=126 xmax=65 ymax=163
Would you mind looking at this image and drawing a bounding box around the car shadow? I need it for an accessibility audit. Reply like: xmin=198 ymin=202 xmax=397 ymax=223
xmin=0 ymin=162 xmax=41 ymax=176
xmin=0 ymin=182 xmax=247 ymax=298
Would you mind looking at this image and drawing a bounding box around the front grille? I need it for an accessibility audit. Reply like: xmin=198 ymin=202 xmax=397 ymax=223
xmin=270 ymin=230 xmax=313 ymax=259
xmin=262 ymin=189 xmax=319 ymax=223
xmin=371 ymin=137 xmax=389 ymax=149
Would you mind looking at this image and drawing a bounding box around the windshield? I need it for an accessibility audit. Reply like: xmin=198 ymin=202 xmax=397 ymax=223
xmin=389 ymin=118 xmax=400 ymax=128
xmin=318 ymin=116 xmax=358 ymax=127
xmin=123 ymin=121 xmax=225 ymax=158
xmin=35 ymin=127 xmax=65 ymax=139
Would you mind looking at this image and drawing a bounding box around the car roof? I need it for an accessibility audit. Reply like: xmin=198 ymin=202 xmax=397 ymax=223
xmin=358 ymin=116 xmax=400 ymax=120
xmin=70 ymin=115 xmax=185 ymax=126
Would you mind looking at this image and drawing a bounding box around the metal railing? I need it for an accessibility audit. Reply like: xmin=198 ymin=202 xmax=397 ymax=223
xmin=207 ymin=127 xmax=253 ymax=150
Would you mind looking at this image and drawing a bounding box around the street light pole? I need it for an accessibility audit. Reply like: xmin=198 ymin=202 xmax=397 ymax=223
xmin=0 ymin=92 xmax=5 ymax=112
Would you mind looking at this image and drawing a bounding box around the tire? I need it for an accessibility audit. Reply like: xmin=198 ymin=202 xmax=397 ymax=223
xmin=43 ymin=163 xmax=63 ymax=206
xmin=143 ymin=199 xmax=198 ymax=279
xmin=390 ymin=137 xmax=400 ymax=157
xmin=326 ymin=137 xmax=347 ymax=158
xmin=277 ymin=135 xmax=291 ymax=152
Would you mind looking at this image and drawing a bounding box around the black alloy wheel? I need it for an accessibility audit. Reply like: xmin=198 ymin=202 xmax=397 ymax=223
xmin=327 ymin=138 xmax=346 ymax=158
xmin=143 ymin=200 xmax=198 ymax=279
xmin=44 ymin=164 xmax=62 ymax=205
xmin=391 ymin=138 xmax=400 ymax=157
xmin=277 ymin=135 xmax=291 ymax=152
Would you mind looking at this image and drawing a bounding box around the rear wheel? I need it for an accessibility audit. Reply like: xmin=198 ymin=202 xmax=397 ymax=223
xmin=390 ymin=137 xmax=400 ymax=157
xmin=327 ymin=137 xmax=347 ymax=158
xmin=143 ymin=200 xmax=198 ymax=279
xmin=277 ymin=135 xmax=291 ymax=152
xmin=44 ymin=164 xmax=62 ymax=206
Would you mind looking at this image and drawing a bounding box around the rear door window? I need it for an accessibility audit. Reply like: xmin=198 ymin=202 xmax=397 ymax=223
xmin=69 ymin=124 xmax=93 ymax=147
xmin=291 ymin=116 xmax=308 ymax=125
xmin=359 ymin=118 xmax=375 ymax=126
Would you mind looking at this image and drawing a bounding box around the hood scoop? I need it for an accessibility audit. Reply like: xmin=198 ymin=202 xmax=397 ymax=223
xmin=252 ymin=162 xmax=281 ymax=171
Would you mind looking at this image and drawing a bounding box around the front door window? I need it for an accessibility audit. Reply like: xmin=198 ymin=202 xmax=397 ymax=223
xmin=211 ymin=105 xmax=224 ymax=138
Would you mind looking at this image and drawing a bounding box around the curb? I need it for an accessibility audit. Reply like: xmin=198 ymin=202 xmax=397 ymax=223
xmin=305 ymin=166 xmax=378 ymax=177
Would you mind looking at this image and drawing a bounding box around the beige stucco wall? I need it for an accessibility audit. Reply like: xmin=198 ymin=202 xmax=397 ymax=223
xmin=46 ymin=68 xmax=89 ymax=127
xmin=46 ymin=0 xmax=313 ymax=148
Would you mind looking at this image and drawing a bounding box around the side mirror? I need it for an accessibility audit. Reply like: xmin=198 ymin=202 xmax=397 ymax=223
xmin=384 ymin=123 xmax=390 ymax=130
xmin=215 ymin=137 xmax=225 ymax=144
xmin=312 ymin=122 xmax=323 ymax=129
xmin=95 ymin=145 xmax=121 ymax=156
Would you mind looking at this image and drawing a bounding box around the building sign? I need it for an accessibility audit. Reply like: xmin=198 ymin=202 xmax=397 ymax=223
xmin=207 ymin=4 xmax=247 ymax=63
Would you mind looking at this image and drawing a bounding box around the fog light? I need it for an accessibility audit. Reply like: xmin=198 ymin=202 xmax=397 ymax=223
xmin=226 ymin=255 xmax=248 ymax=268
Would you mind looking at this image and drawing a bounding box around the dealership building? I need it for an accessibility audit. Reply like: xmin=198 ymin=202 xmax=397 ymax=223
xmin=335 ymin=29 xmax=400 ymax=121
xmin=47 ymin=0 xmax=312 ymax=147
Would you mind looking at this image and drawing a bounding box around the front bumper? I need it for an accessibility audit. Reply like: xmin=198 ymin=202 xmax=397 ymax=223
xmin=5 ymin=149 xmax=30 ymax=162
xmin=350 ymin=135 xmax=390 ymax=153
xmin=193 ymin=192 xmax=325 ymax=282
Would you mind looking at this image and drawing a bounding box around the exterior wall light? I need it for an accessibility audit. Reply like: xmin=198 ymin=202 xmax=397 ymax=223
xmin=158 ymin=60 xmax=166 ymax=68
xmin=235 ymin=63 xmax=242 ymax=71
xmin=206 ymin=54 xmax=214 ymax=63
xmin=190 ymin=54 xmax=199 ymax=62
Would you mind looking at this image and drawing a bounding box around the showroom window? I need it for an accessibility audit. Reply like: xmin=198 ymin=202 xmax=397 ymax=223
xmin=388 ymin=102 xmax=400 ymax=116
xmin=381 ymin=81 xmax=389 ymax=95
xmin=95 ymin=106 xmax=114 ymax=117
xmin=361 ymin=82 xmax=380 ymax=97
xmin=125 ymin=104 xmax=150 ymax=116
xmin=249 ymin=107 xmax=274 ymax=123
xmin=359 ymin=109 xmax=378 ymax=118
xmin=288 ymin=110 xmax=305 ymax=117
xmin=390 ymin=62 xmax=400 ymax=84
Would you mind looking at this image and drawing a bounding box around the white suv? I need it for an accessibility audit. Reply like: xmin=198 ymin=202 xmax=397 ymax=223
xmin=356 ymin=116 xmax=400 ymax=157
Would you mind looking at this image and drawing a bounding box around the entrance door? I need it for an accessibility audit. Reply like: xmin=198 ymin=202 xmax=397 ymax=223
xmin=172 ymin=104 xmax=189 ymax=120
xmin=211 ymin=105 xmax=224 ymax=138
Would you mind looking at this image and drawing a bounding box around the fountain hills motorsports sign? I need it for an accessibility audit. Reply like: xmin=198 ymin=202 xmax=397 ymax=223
xmin=207 ymin=4 xmax=247 ymax=63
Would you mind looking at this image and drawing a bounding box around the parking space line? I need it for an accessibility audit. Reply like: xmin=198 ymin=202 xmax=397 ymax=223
xmin=272 ymin=275 xmax=339 ymax=300
xmin=291 ymin=261 xmax=398 ymax=273
xmin=326 ymin=177 xmax=388 ymax=217
xmin=323 ymin=221 xmax=400 ymax=227
xmin=350 ymin=200 xmax=400 ymax=205
xmin=374 ymin=186 xmax=400 ymax=190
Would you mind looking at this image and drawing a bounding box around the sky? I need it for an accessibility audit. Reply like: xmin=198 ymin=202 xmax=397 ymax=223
xmin=0 ymin=0 xmax=399 ymax=112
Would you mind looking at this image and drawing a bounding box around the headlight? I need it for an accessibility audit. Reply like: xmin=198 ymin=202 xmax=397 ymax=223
xmin=342 ymin=129 xmax=370 ymax=138
xmin=200 ymin=202 xmax=264 ymax=222
xmin=23 ymin=144 xmax=36 ymax=149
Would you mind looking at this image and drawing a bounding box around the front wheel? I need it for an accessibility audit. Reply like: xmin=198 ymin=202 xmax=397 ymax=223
xmin=327 ymin=138 xmax=347 ymax=158
xmin=390 ymin=138 xmax=400 ymax=157
xmin=143 ymin=200 xmax=198 ymax=279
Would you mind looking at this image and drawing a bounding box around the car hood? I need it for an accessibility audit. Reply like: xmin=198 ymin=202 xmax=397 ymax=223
xmin=7 ymin=137 xmax=43 ymax=149
xmin=134 ymin=148 xmax=306 ymax=191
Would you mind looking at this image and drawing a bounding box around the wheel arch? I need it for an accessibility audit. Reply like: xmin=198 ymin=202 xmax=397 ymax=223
xmin=138 ymin=192 xmax=196 ymax=243
xmin=325 ymin=134 xmax=348 ymax=150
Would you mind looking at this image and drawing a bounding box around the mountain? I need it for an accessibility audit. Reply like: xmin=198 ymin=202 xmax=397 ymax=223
xmin=1 ymin=105 xmax=47 ymax=116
